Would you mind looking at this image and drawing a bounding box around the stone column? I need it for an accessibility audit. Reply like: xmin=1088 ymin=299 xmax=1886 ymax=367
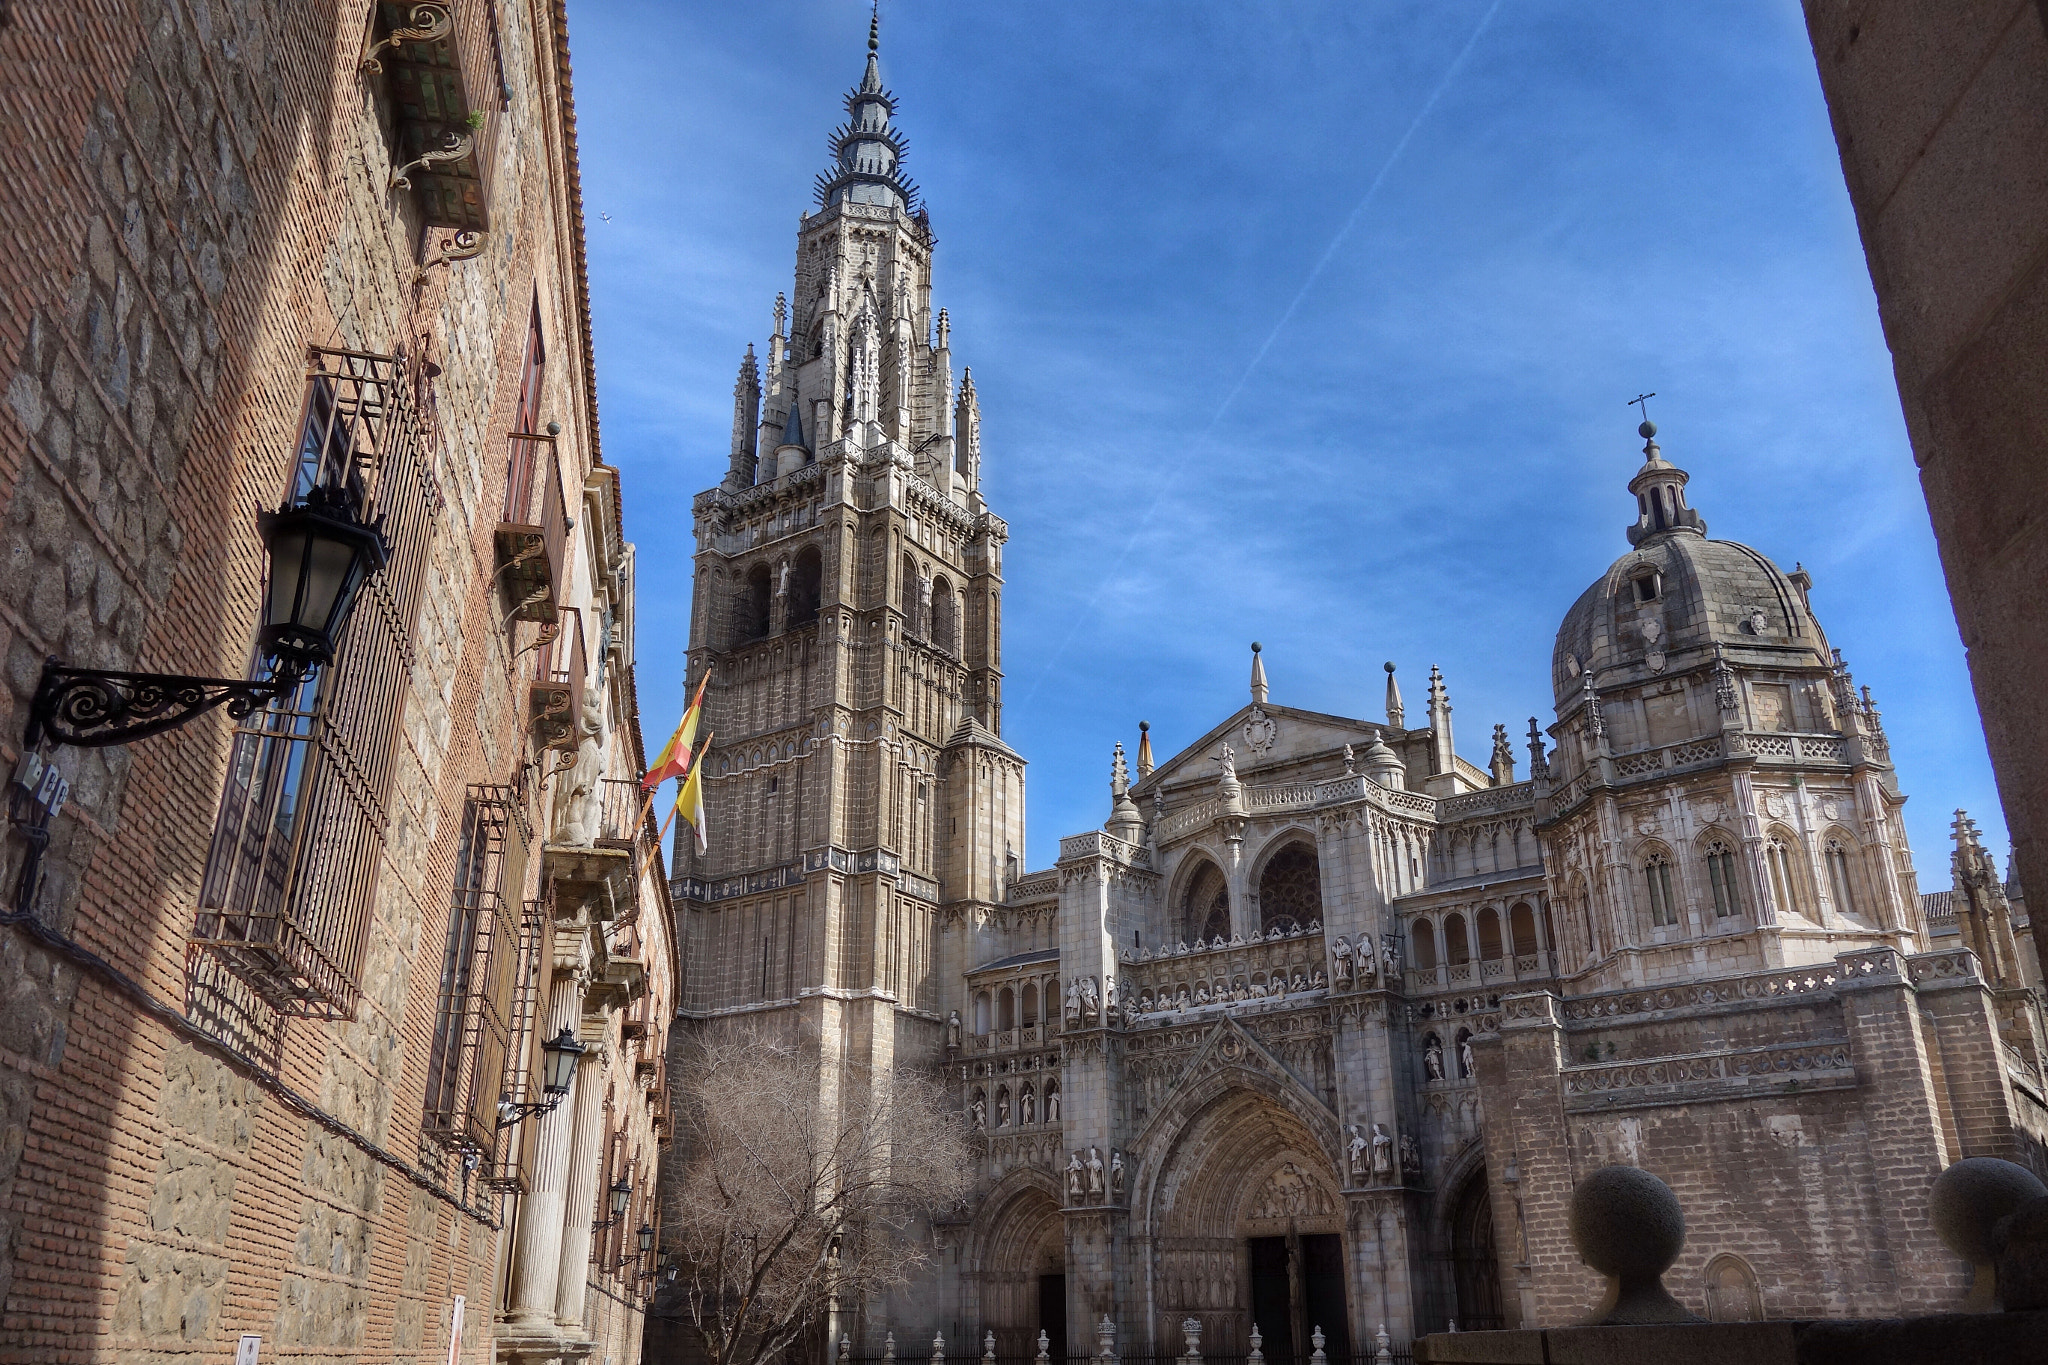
xmin=556 ymin=1037 xmax=610 ymax=1325
xmin=507 ymin=971 xmax=589 ymax=1325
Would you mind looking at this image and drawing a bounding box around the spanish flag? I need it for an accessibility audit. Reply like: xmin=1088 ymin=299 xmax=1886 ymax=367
xmin=643 ymin=670 xmax=710 ymax=792
xmin=675 ymin=731 xmax=712 ymax=854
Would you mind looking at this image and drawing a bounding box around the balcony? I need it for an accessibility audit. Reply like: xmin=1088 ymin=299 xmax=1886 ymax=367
xmin=365 ymin=1 xmax=494 ymax=230
xmin=496 ymin=433 xmax=567 ymax=623
xmin=526 ymin=605 xmax=585 ymax=753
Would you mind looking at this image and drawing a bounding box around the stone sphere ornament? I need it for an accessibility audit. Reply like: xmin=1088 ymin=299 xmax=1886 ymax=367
xmin=1567 ymin=1164 xmax=1702 ymax=1324
xmin=1929 ymin=1156 xmax=2048 ymax=1310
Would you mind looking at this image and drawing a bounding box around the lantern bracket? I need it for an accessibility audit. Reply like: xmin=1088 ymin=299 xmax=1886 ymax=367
xmin=25 ymin=658 xmax=310 ymax=751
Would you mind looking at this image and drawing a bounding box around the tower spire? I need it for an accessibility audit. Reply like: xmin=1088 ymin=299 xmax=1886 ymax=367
xmin=1250 ymin=642 xmax=1269 ymax=705
xmin=815 ymin=7 xmax=920 ymax=214
xmin=1384 ymin=661 xmax=1404 ymax=729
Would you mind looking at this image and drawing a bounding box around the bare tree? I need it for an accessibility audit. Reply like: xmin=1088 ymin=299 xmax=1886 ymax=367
xmin=655 ymin=1028 xmax=974 ymax=1365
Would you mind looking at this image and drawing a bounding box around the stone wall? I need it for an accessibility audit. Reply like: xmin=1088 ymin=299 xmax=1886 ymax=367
xmin=0 ymin=2 xmax=673 ymax=1363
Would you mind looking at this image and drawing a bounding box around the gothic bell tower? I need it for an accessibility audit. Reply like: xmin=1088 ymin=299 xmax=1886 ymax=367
xmin=676 ymin=15 xmax=1026 ymax=1074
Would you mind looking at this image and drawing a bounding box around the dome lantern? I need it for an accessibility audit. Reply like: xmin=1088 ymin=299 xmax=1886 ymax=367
xmin=1625 ymin=421 xmax=1706 ymax=546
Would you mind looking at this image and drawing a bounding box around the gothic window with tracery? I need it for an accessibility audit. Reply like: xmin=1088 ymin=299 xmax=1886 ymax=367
xmin=1767 ymin=835 xmax=1806 ymax=917
xmin=1258 ymin=841 xmax=1322 ymax=933
xmin=1643 ymin=852 xmax=1678 ymax=928
xmin=1705 ymin=840 xmax=1744 ymax=919
xmin=1184 ymin=860 xmax=1229 ymax=943
xmin=1825 ymin=838 xmax=1858 ymax=917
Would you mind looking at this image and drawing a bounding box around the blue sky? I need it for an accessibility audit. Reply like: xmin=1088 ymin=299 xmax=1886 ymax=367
xmin=573 ymin=1 xmax=2008 ymax=879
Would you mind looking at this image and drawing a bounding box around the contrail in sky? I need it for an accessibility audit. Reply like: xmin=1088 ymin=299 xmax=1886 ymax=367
xmin=1017 ymin=0 xmax=1506 ymax=710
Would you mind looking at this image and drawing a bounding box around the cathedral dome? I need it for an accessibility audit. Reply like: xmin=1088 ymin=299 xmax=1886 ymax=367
xmin=1551 ymin=424 xmax=1827 ymax=705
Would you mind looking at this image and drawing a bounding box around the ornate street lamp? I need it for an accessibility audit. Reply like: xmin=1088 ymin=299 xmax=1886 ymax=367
xmin=620 ymin=1221 xmax=655 ymax=1271
xmin=594 ymin=1175 xmax=632 ymax=1230
xmin=26 ymin=484 xmax=390 ymax=749
xmin=496 ymin=1027 xmax=587 ymax=1130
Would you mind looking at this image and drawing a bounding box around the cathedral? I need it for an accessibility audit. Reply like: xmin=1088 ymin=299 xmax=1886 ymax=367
xmin=665 ymin=19 xmax=2048 ymax=1355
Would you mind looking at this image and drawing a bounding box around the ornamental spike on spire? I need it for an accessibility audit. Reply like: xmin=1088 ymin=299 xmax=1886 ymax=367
xmin=1250 ymin=641 xmax=1269 ymax=705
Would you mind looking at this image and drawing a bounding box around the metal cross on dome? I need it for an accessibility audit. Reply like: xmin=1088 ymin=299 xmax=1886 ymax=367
xmin=1629 ymin=392 xmax=1656 ymax=422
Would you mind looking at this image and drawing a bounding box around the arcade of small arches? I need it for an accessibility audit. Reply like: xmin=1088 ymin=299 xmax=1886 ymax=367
xmin=970 ymin=970 xmax=1060 ymax=1039
xmin=1404 ymin=901 xmax=1553 ymax=980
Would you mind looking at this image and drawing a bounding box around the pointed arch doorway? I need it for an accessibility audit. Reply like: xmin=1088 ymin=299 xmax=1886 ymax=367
xmin=1447 ymin=1171 xmax=1503 ymax=1332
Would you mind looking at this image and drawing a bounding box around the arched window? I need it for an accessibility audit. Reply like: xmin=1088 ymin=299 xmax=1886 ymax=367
xmin=973 ymin=992 xmax=990 ymax=1035
xmin=1476 ymin=908 xmax=1503 ymax=960
xmin=1412 ymin=919 xmax=1439 ymax=971
xmin=1509 ymin=902 xmax=1538 ymax=957
xmin=1767 ymin=834 xmax=1806 ymax=917
xmin=1257 ymin=841 xmax=1322 ymax=933
xmin=1021 ymin=982 xmax=1039 ymax=1026
xmin=1643 ymin=852 xmax=1678 ymax=928
xmin=1825 ymin=838 xmax=1858 ymax=917
xmin=997 ymin=986 xmax=1015 ymax=1031
xmin=738 ymin=563 xmax=772 ymax=642
xmin=1704 ymin=839 xmax=1744 ymax=919
xmin=789 ymin=544 xmax=823 ymax=626
xmin=900 ymin=553 xmax=922 ymax=635
xmin=1444 ymin=913 xmax=1470 ymax=965
xmin=1183 ymin=861 xmax=1229 ymax=943
xmin=1705 ymin=1254 xmax=1763 ymax=1322
xmin=931 ymin=575 xmax=956 ymax=654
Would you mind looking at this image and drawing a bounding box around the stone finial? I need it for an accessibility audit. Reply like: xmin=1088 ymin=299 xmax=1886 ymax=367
xmin=841 ymin=1335 xmax=853 ymax=1362
xmin=984 ymin=1331 xmax=996 ymax=1364
xmin=1250 ymin=642 xmax=1269 ymax=704
xmin=1384 ymin=661 xmax=1404 ymax=728
xmin=1309 ymin=1327 xmax=1326 ymax=1365
xmin=1180 ymin=1317 xmax=1202 ymax=1360
xmin=1489 ymin=722 xmax=1515 ymax=786
xmin=885 ymin=1334 xmax=897 ymax=1363
xmin=932 ymin=1333 xmax=946 ymax=1365
xmin=1037 ymin=1331 xmax=1051 ymax=1365
xmin=1096 ymin=1315 xmax=1116 ymax=1364
xmin=1247 ymin=1324 xmax=1263 ymax=1365
xmin=1374 ymin=1326 xmax=1392 ymax=1364
xmin=1136 ymin=720 xmax=1154 ymax=777
xmin=1526 ymin=716 xmax=1549 ymax=781
xmin=1931 ymin=1156 xmax=2048 ymax=1310
xmin=1567 ymin=1165 xmax=1701 ymax=1324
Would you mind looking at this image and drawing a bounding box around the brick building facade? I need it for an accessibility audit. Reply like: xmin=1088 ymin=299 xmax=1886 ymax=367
xmin=661 ymin=22 xmax=2048 ymax=1360
xmin=0 ymin=4 xmax=672 ymax=1364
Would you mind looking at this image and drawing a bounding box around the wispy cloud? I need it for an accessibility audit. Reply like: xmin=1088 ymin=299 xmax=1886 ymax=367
xmin=574 ymin=1 xmax=2006 ymax=873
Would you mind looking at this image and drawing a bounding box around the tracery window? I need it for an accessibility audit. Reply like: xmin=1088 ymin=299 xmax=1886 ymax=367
xmin=1825 ymin=838 xmax=1858 ymax=917
xmin=1257 ymin=841 xmax=1322 ymax=933
xmin=1643 ymin=853 xmax=1678 ymax=928
xmin=1705 ymin=841 xmax=1744 ymax=919
xmin=1766 ymin=836 xmax=1805 ymax=917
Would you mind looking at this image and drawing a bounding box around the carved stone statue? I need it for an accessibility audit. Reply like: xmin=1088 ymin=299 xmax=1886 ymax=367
xmin=1066 ymin=1151 xmax=1085 ymax=1201
xmin=1460 ymin=1037 xmax=1476 ymax=1078
xmin=1045 ymin=1086 xmax=1060 ymax=1123
xmin=971 ymin=1095 xmax=987 ymax=1130
xmin=1085 ymin=1146 xmax=1105 ymax=1199
xmin=1021 ymin=1087 xmax=1035 ymax=1125
xmin=947 ymin=1010 xmax=962 ymax=1050
xmin=778 ymin=559 xmax=790 ymax=597
xmin=1215 ymin=742 xmax=1238 ymax=783
xmin=1357 ymin=943 xmax=1377 ymax=982
xmin=1347 ymin=1123 xmax=1369 ymax=1177
xmin=1343 ymin=743 xmax=1356 ymax=775
xmin=1079 ymin=976 xmax=1101 ymax=1024
xmin=1332 ymin=936 xmax=1355 ymax=987
xmin=551 ymin=682 xmax=608 ymax=845
xmin=1399 ymin=1133 xmax=1422 ymax=1180
xmin=996 ymin=1090 xmax=1010 ymax=1127
xmin=1110 ymin=1149 xmax=1126 ymax=1200
xmin=1424 ymin=1039 xmax=1446 ymax=1081
xmin=1064 ymin=981 xmax=1082 ymax=1026
xmin=1382 ymin=940 xmax=1401 ymax=977
xmin=1370 ymin=1122 xmax=1394 ymax=1178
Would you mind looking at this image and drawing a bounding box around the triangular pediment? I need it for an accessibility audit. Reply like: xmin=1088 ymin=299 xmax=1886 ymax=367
xmin=1178 ymin=1015 xmax=1332 ymax=1112
xmin=1129 ymin=1014 xmax=1340 ymax=1160
xmin=1137 ymin=703 xmax=1395 ymax=796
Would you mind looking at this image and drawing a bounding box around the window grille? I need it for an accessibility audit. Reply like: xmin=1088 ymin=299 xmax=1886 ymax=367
xmin=1705 ymin=842 xmax=1744 ymax=919
xmin=483 ymin=892 xmax=549 ymax=1193
xmin=1644 ymin=855 xmax=1677 ymax=928
xmin=194 ymin=347 xmax=440 ymax=1017
xmin=423 ymin=785 xmax=532 ymax=1163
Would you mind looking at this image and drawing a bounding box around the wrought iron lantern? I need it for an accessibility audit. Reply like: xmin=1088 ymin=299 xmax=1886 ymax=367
xmin=497 ymin=1028 xmax=588 ymax=1130
xmin=593 ymin=1175 xmax=633 ymax=1231
xmin=637 ymin=1223 xmax=656 ymax=1257
xmin=25 ymin=484 xmax=390 ymax=749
